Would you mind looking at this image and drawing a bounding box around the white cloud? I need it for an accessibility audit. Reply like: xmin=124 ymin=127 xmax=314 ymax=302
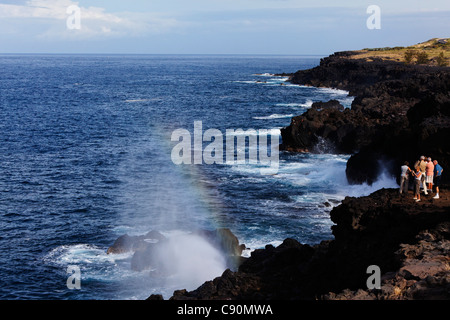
xmin=0 ymin=0 xmax=77 ymax=19
xmin=0 ymin=0 xmax=181 ymax=40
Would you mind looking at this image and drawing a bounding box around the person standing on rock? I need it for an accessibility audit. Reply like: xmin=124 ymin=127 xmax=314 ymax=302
xmin=413 ymin=166 xmax=423 ymax=202
xmin=419 ymin=156 xmax=428 ymax=195
xmin=433 ymin=160 xmax=443 ymax=199
xmin=400 ymin=161 xmax=412 ymax=195
xmin=426 ymin=157 xmax=434 ymax=193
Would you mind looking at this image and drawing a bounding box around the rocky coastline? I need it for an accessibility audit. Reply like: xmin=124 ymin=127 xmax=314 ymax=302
xmin=167 ymin=189 xmax=449 ymax=300
xmin=281 ymin=51 xmax=450 ymax=185
xmin=161 ymin=47 xmax=450 ymax=300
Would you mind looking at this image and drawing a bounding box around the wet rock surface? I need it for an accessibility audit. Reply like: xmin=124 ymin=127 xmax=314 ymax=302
xmin=170 ymin=189 xmax=450 ymax=300
xmin=280 ymin=52 xmax=450 ymax=185
xmin=153 ymin=51 xmax=450 ymax=301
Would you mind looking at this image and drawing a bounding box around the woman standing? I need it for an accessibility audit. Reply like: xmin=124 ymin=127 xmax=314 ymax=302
xmin=426 ymin=157 xmax=434 ymax=193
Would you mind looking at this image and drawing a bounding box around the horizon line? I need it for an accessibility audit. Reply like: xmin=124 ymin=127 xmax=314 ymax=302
xmin=0 ymin=52 xmax=328 ymax=57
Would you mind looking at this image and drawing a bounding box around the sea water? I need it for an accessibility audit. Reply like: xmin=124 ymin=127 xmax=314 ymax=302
xmin=0 ymin=54 xmax=398 ymax=300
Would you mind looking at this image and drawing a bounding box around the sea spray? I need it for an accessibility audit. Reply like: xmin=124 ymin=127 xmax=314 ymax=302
xmin=3 ymin=55 xmax=376 ymax=300
xmin=91 ymin=126 xmax=233 ymax=299
xmin=151 ymin=232 xmax=227 ymax=291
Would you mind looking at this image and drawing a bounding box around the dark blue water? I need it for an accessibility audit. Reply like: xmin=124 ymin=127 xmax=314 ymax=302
xmin=0 ymin=55 xmax=396 ymax=299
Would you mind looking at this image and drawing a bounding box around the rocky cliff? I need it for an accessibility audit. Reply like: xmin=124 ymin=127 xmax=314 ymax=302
xmin=167 ymin=48 xmax=450 ymax=300
xmin=280 ymin=52 xmax=450 ymax=185
xmin=169 ymin=189 xmax=450 ymax=300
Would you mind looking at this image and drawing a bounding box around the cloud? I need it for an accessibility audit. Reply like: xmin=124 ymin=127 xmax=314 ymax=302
xmin=0 ymin=0 xmax=181 ymax=40
xmin=0 ymin=0 xmax=77 ymax=19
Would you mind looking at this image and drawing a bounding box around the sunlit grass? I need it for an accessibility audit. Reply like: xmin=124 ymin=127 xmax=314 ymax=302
xmin=349 ymin=38 xmax=450 ymax=66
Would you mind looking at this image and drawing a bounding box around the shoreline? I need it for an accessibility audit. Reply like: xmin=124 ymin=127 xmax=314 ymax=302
xmin=281 ymin=49 xmax=450 ymax=186
xmin=167 ymin=187 xmax=449 ymax=300
xmin=166 ymin=43 xmax=450 ymax=300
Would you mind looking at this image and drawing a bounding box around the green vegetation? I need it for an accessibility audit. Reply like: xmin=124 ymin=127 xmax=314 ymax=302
xmin=365 ymin=46 xmax=405 ymax=51
xmin=404 ymin=50 xmax=415 ymax=64
xmin=415 ymin=51 xmax=429 ymax=64
xmin=437 ymin=52 xmax=449 ymax=66
xmin=351 ymin=38 xmax=450 ymax=66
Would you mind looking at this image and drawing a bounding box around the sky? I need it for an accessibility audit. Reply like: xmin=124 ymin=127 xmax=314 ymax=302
xmin=0 ymin=0 xmax=449 ymax=54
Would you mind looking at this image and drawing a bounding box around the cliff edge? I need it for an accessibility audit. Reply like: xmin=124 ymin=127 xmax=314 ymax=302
xmin=169 ymin=189 xmax=449 ymax=300
xmin=167 ymin=40 xmax=450 ymax=301
xmin=281 ymin=42 xmax=450 ymax=185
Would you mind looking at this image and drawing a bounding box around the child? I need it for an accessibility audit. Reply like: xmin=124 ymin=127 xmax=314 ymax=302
xmin=413 ymin=167 xmax=422 ymax=202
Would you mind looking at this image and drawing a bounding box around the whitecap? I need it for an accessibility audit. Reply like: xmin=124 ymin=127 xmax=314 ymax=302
xmin=125 ymin=99 xmax=150 ymax=103
xmin=225 ymin=128 xmax=281 ymax=136
xmin=275 ymin=100 xmax=313 ymax=108
xmin=253 ymin=73 xmax=274 ymax=76
xmin=44 ymin=244 xmax=130 ymax=266
xmin=241 ymin=239 xmax=283 ymax=258
xmin=232 ymin=80 xmax=259 ymax=84
xmin=253 ymin=114 xmax=294 ymax=120
xmin=316 ymin=87 xmax=350 ymax=96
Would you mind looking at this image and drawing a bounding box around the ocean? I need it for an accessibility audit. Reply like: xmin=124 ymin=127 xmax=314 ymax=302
xmin=0 ymin=54 xmax=398 ymax=300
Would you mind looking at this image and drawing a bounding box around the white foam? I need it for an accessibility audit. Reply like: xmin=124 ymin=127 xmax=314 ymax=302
xmin=124 ymin=98 xmax=162 ymax=103
xmin=232 ymin=80 xmax=259 ymax=84
xmin=275 ymin=100 xmax=313 ymax=108
xmin=253 ymin=114 xmax=294 ymax=120
xmin=262 ymin=78 xmax=290 ymax=85
xmin=45 ymin=244 xmax=131 ymax=266
xmin=278 ymin=161 xmax=314 ymax=171
xmin=43 ymin=243 xmax=138 ymax=284
xmin=283 ymin=83 xmax=311 ymax=88
xmin=278 ymin=153 xmax=399 ymax=203
xmin=125 ymin=99 xmax=150 ymax=103
xmin=225 ymin=128 xmax=281 ymax=136
xmin=230 ymin=164 xmax=270 ymax=175
xmin=233 ymin=76 xmax=289 ymax=86
xmin=241 ymin=239 xmax=283 ymax=258
xmin=344 ymin=171 xmax=399 ymax=198
xmin=253 ymin=73 xmax=274 ymax=76
xmin=154 ymin=233 xmax=227 ymax=291
xmin=316 ymin=87 xmax=350 ymax=96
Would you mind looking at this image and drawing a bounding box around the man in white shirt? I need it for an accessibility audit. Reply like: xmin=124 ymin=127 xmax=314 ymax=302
xmin=400 ymin=161 xmax=412 ymax=195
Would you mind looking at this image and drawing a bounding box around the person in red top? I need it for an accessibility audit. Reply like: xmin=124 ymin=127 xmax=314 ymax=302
xmin=426 ymin=157 xmax=435 ymax=192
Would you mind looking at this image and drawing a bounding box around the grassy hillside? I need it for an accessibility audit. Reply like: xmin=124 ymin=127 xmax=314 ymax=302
xmin=348 ymin=38 xmax=450 ymax=66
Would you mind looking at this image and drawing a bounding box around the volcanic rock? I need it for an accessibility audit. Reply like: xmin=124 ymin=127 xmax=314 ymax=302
xmin=106 ymin=230 xmax=165 ymax=254
xmin=280 ymin=52 xmax=450 ymax=185
xmin=170 ymin=189 xmax=450 ymax=300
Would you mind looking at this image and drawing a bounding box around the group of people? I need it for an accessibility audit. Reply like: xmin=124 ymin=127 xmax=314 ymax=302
xmin=400 ymin=156 xmax=444 ymax=202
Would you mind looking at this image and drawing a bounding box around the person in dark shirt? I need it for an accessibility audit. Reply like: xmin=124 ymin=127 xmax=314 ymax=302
xmin=433 ymin=160 xmax=444 ymax=199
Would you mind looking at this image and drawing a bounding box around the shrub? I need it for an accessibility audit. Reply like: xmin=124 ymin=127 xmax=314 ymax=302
xmin=436 ymin=52 xmax=448 ymax=67
xmin=415 ymin=51 xmax=429 ymax=64
xmin=404 ymin=50 xmax=415 ymax=64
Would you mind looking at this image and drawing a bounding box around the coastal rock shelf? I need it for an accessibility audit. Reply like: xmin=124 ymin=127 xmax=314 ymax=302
xmin=169 ymin=189 xmax=450 ymax=300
